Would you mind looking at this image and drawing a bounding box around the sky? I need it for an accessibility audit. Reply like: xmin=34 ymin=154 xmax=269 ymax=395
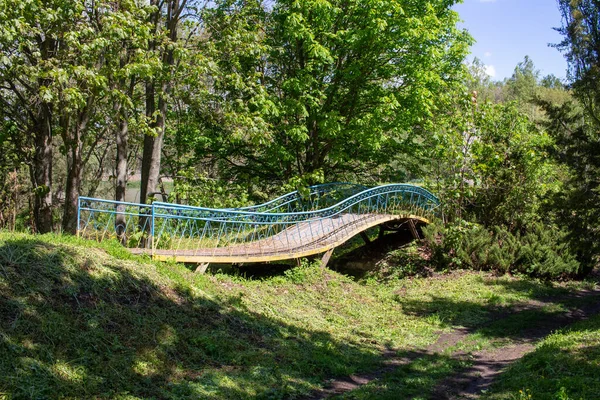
xmin=453 ymin=0 xmax=568 ymax=82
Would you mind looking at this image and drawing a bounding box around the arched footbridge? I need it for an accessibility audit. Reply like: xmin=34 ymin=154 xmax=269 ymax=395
xmin=77 ymin=183 xmax=440 ymax=266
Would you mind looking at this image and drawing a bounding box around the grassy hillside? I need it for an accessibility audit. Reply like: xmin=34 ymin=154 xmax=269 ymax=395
xmin=484 ymin=315 xmax=600 ymax=400
xmin=0 ymin=232 xmax=597 ymax=399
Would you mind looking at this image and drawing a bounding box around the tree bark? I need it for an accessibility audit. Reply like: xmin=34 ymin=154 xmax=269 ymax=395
xmin=115 ymin=107 xmax=129 ymax=239
xmin=32 ymin=104 xmax=54 ymax=233
xmin=31 ymin=36 xmax=57 ymax=234
xmin=116 ymin=109 xmax=129 ymax=204
xmin=62 ymin=112 xmax=89 ymax=234
xmin=140 ymin=81 xmax=164 ymax=205
xmin=140 ymin=0 xmax=179 ymax=206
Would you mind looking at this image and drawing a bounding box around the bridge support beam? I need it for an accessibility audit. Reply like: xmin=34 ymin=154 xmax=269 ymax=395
xmin=408 ymin=220 xmax=421 ymax=240
xmin=195 ymin=262 xmax=210 ymax=274
xmin=320 ymin=248 xmax=334 ymax=269
xmin=359 ymin=231 xmax=371 ymax=245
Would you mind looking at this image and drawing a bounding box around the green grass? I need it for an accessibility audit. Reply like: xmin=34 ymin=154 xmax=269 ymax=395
xmin=483 ymin=315 xmax=600 ymax=400
xmin=0 ymin=231 xmax=597 ymax=399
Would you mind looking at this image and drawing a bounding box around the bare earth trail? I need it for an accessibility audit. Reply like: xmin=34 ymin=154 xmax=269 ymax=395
xmin=303 ymin=284 xmax=600 ymax=400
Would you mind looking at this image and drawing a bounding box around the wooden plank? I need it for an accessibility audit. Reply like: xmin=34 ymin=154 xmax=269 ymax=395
xmin=408 ymin=219 xmax=421 ymax=240
xmin=141 ymin=214 xmax=431 ymax=264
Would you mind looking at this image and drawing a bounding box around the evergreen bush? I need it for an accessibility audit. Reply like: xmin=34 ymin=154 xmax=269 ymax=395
xmin=422 ymin=222 xmax=582 ymax=279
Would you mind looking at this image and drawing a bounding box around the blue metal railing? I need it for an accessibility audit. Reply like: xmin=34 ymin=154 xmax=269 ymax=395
xmin=77 ymin=183 xmax=440 ymax=259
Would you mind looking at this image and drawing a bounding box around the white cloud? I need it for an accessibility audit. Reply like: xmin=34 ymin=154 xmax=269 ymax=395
xmin=484 ymin=65 xmax=496 ymax=78
xmin=484 ymin=51 xmax=492 ymax=58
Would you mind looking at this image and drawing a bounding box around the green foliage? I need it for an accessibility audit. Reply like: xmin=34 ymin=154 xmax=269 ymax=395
xmin=365 ymin=242 xmax=432 ymax=281
xmin=548 ymin=1 xmax=600 ymax=270
xmin=556 ymin=0 xmax=600 ymax=109
xmin=168 ymin=168 xmax=252 ymax=208
xmin=427 ymin=94 xmax=559 ymax=229
xmin=423 ymin=222 xmax=582 ymax=279
xmin=282 ymin=259 xmax=325 ymax=284
xmin=539 ymin=99 xmax=600 ymax=272
xmin=201 ymin=0 xmax=472 ymax=186
xmin=484 ymin=315 xmax=600 ymax=400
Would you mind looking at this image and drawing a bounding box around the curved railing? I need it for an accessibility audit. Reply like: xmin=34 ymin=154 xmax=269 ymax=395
xmin=234 ymin=182 xmax=369 ymax=213
xmin=78 ymin=183 xmax=440 ymax=262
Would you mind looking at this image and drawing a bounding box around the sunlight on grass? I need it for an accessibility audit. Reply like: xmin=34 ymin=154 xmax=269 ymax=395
xmin=0 ymin=231 xmax=597 ymax=399
xmin=51 ymin=360 xmax=87 ymax=384
xmin=484 ymin=315 xmax=600 ymax=400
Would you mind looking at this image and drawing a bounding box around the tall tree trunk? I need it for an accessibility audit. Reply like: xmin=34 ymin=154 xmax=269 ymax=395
xmin=140 ymin=81 xmax=164 ymax=205
xmin=115 ymin=107 xmax=129 ymax=239
xmin=62 ymin=132 xmax=82 ymax=234
xmin=32 ymin=103 xmax=53 ymax=234
xmin=140 ymin=0 xmax=180 ymax=206
xmin=62 ymin=113 xmax=89 ymax=234
xmin=116 ymin=110 xmax=129 ymax=204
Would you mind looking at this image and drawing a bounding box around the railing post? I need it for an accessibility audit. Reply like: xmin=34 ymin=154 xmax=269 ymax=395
xmin=76 ymin=197 xmax=82 ymax=238
xmin=151 ymin=204 xmax=155 ymax=257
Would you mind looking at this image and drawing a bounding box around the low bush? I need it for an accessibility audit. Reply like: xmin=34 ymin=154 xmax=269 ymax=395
xmin=423 ymin=221 xmax=582 ymax=279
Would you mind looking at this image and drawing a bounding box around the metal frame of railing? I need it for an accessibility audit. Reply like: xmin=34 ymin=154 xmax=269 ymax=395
xmin=77 ymin=183 xmax=440 ymax=261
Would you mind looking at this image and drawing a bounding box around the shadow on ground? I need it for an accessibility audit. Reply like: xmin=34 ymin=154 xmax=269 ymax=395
xmin=322 ymin=288 xmax=600 ymax=400
xmin=193 ymin=228 xmax=416 ymax=281
xmin=0 ymin=238 xmax=386 ymax=399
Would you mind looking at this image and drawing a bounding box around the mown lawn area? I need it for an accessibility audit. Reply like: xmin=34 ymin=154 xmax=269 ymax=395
xmin=0 ymin=231 xmax=597 ymax=399
xmin=483 ymin=315 xmax=600 ymax=400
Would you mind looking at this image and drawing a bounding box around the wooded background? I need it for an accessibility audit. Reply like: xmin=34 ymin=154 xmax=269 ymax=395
xmin=0 ymin=0 xmax=598 ymax=277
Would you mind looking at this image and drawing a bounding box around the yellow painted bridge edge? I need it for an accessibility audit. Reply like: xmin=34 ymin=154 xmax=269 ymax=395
xmin=150 ymin=215 xmax=430 ymax=264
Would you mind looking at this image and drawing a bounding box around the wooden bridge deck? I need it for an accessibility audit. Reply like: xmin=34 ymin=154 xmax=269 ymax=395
xmin=132 ymin=213 xmax=428 ymax=263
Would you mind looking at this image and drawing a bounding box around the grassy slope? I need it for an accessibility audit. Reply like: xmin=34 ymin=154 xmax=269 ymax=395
xmin=483 ymin=315 xmax=600 ymax=400
xmin=0 ymin=232 xmax=597 ymax=399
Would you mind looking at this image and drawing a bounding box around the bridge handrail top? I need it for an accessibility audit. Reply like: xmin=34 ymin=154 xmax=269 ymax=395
xmin=78 ymin=182 xmax=369 ymax=211
xmin=152 ymin=183 xmax=439 ymax=217
xmin=232 ymin=182 xmax=369 ymax=211
xmin=78 ymin=197 xmax=149 ymax=208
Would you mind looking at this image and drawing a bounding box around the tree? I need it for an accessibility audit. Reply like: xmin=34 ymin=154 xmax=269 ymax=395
xmin=203 ymin=0 xmax=472 ymax=187
xmin=539 ymin=99 xmax=599 ymax=270
xmin=0 ymin=0 xmax=65 ymax=233
xmin=556 ymin=0 xmax=600 ymax=119
xmin=465 ymin=57 xmax=501 ymax=104
xmin=427 ymin=92 xmax=558 ymax=229
xmin=0 ymin=0 xmax=157 ymax=233
xmin=545 ymin=0 xmax=600 ymax=268
xmin=140 ymin=0 xmax=193 ymax=206
xmin=56 ymin=1 xmax=152 ymax=233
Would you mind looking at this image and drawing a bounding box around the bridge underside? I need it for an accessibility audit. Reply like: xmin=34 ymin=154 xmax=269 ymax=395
xmin=133 ymin=214 xmax=429 ymax=264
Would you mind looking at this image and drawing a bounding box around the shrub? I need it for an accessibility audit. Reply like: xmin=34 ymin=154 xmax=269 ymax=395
xmin=422 ymin=222 xmax=582 ymax=279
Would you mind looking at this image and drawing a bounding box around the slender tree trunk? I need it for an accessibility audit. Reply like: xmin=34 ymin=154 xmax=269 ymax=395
xmin=115 ymin=107 xmax=129 ymax=239
xmin=62 ymin=133 xmax=83 ymax=234
xmin=30 ymin=37 xmax=59 ymax=234
xmin=140 ymin=0 xmax=159 ymax=207
xmin=140 ymin=80 xmax=164 ymax=205
xmin=62 ymin=113 xmax=89 ymax=234
xmin=32 ymin=104 xmax=54 ymax=234
xmin=140 ymin=0 xmax=179 ymax=206
xmin=116 ymin=109 xmax=129 ymax=204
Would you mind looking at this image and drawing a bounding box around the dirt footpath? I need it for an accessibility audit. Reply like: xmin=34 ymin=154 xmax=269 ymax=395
xmin=304 ymin=286 xmax=600 ymax=400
